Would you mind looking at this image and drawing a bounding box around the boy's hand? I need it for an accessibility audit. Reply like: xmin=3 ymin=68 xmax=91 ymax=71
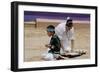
xmin=45 ymin=44 xmax=51 ymax=48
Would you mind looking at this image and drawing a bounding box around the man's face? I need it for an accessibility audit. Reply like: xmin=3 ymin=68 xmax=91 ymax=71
xmin=65 ymin=20 xmax=73 ymax=32
xmin=65 ymin=26 xmax=72 ymax=32
xmin=67 ymin=21 xmax=72 ymax=25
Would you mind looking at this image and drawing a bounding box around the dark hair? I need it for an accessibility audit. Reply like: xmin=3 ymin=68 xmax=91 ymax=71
xmin=47 ymin=25 xmax=55 ymax=33
xmin=66 ymin=19 xmax=73 ymax=27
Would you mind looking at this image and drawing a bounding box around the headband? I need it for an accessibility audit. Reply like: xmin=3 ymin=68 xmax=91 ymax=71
xmin=47 ymin=28 xmax=55 ymax=32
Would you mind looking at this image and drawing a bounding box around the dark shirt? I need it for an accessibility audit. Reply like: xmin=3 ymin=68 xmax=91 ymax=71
xmin=48 ymin=34 xmax=61 ymax=54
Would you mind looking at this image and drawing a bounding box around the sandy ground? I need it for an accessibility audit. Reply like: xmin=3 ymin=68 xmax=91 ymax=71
xmin=24 ymin=22 xmax=90 ymax=62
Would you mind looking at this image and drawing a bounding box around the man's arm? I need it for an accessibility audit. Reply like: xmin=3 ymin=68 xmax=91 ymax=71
xmin=60 ymin=41 xmax=64 ymax=51
xmin=71 ymin=39 xmax=74 ymax=52
xmin=70 ymin=27 xmax=75 ymax=52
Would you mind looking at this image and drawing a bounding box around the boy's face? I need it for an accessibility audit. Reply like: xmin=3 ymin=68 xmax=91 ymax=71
xmin=47 ymin=32 xmax=52 ymax=37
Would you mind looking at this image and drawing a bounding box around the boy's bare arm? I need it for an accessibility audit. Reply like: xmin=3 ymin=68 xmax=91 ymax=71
xmin=45 ymin=44 xmax=55 ymax=49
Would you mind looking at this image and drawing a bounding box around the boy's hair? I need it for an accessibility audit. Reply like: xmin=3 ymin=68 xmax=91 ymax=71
xmin=66 ymin=19 xmax=73 ymax=27
xmin=47 ymin=25 xmax=55 ymax=33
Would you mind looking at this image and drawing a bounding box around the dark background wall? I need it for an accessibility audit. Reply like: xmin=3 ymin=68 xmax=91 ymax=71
xmin=24 ymin=11 xmax=90 ymax=22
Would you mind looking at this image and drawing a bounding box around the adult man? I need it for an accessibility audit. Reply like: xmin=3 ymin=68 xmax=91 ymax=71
xmin=55 ymin=17 xmax=86 ymax=58
xmin=55 ymin=17 xmax=74 ymax=54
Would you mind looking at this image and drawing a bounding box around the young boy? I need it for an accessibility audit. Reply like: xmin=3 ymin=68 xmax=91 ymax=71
xmin=42 ymin=25 xmax=64 ymax=60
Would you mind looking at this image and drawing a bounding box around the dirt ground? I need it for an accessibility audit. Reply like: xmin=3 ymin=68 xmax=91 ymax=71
xmin=24 ymin=22 xmax=90 ymax=62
